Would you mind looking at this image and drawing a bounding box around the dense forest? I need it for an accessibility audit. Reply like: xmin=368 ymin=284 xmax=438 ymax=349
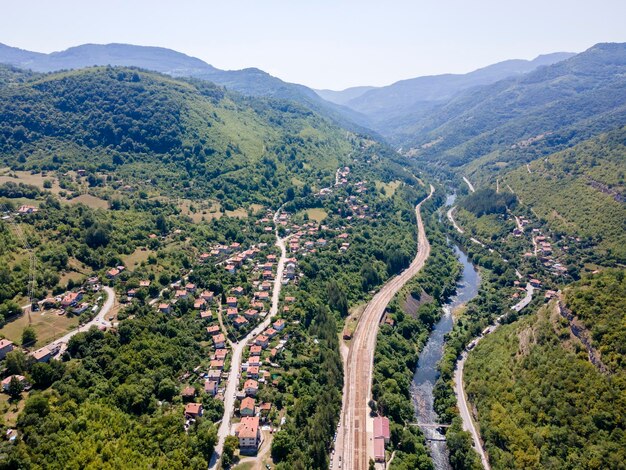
xmin=463 ymin=270 xmax=626 ymax=469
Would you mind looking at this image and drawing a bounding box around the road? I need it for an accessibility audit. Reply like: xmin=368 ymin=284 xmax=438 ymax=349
xmin=463 ymin=176 xmax=475 ymax=193
xmin=334 ymin=185 xmax=434 ymax=470
xmin=454 ymin=282 xmax=533 ymax=470
xmin=45 ymin=286 xmax=117 ymax=354
xmin=209 ymin=209 xmax=289 ymax=469
xmin=454 ymin=351 xmax=491 ymax=470
xmin=447 ymin=206 xmax=464 ymax=234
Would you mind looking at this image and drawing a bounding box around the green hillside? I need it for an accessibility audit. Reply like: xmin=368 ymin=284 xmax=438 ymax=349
xmin=399 ymin=43 xmax=626 ymax=180
xmin=504 ymin=127 xmax=626 ymax=263
xmin=0 ymin=66 xmax=355 ymax=207
xmin=464 ymin=269 xmax=626 ymax=470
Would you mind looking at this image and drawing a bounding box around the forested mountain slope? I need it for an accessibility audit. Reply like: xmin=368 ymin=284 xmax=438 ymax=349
xmin=399 ymin=43 xmax=626 ymax=180
xmin=0 ymin=43 xmax=372 ymax=133
xmin=503 ymin=127 xmax=626 ymax=263
xmin=463 ymin=269 xmax=626 ymax=470
xmin=0 ymin=65 xmax=361 ymax=207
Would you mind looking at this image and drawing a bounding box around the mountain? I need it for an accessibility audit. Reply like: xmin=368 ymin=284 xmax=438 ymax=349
xmin=335 ymin=52 xmax=575 ymax=127
xmin=0 ymin=42 xmax=372 ymax=132
xmin=314 ymin=86 xmax=376 ymax=106
xmin=464 ymin=269 xmax=626 ymax=469
xmin=400 ymin=43 xmax=626 ymax=179
xmin=503 ymin=127 xmax=626 ymax=263
xmin=0 ymin=65 xmax=362 ymax=206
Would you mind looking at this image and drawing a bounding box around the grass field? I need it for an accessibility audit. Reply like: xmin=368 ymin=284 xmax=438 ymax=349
xmin=0 ymin=391 xmax=27 ymax=426
xmin=375 ymin=180 xmax=401 ymax=199
xmin=304 ymin=208 xmax=327 ymax=223
xmin=0 ymin=170 xmax=64 ymax=195
xmin=66 ymin=193 xmax=109 ymax=209
xmin=123 ymin=248 xmax=154 ymax=269
xmin=226 ymin=208 xmax=249 ymax=219
xmin=0 ymin=310 xmax=79 ymax=347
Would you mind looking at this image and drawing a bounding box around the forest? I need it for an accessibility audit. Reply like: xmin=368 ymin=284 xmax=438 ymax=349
xmin=463 ymin=269 xmax=626 ymax=469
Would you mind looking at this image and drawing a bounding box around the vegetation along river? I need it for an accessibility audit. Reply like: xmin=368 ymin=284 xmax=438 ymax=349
xmin=410 ymin=195 xmax=481 ymax=469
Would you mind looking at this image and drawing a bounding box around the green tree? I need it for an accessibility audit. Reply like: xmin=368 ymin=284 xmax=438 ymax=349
xmin=22 ymin=326 xmax=37 ymax=346
xmin=7 ymin=376 xmax=24 ymax=399
xmin=5 ymin=350 xmax=27 ymax=375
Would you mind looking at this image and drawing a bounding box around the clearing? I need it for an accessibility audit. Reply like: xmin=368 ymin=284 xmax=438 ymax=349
xmin=0 ymin=310 xmax=79 ymax=347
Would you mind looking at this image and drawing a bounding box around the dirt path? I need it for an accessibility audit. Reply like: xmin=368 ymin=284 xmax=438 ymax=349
xmin=447 ymin=206 xmax=464 ymax=234
xmin=334 ymin=185 xmax=434 ymax=470
xmin=463 ymin=176 xmax=475 ymax=193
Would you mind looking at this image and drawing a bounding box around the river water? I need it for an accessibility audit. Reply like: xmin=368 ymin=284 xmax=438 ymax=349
xmin=410 ymin=195 xmax=481 ymax=469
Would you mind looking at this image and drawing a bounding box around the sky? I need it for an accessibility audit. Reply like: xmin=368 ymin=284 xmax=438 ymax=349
xmin=2 ymin=0 xmax=626 ymax=90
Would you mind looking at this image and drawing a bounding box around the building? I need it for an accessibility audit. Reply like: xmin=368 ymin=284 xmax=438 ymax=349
xmin=374 ymin=416 xmax=390 ymax=444
xmin=244 ymin=379 xmax=258 ymax=396
xmin=205 ymin=380 xmax=218 ymax=397
xmin=158 ymin=303 xmax=171 ymax=314
xmin=374 ymin=437 xmax=386 ymax=463
xmin=240 ymin=397 xmax=255 ymax=417
xmin=184 ymin=402 xmax=203 ymax=418
xmin=207 ymin=325 xmax=221 ymax=336
xmin=61 ymin=291 xmax=83 ymax=308
xmin=273 ymin=319 xmax=286 ymax=331
xmin=1 ymin=375 xmax=27 ymax=392
xmin=213 ymin=334 xmax=226 ymax=349
xmin=236 ymin=416 xmax=261 ymax=453
xmin=31 ymin=346 xmax=52 ymax=363
xmin=0 ymin=339 xmax=14 ymax=360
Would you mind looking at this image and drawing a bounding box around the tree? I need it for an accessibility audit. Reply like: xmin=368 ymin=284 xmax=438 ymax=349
xmin=223 ymin=435 xmax=239 ymax=466
xmin=5 ymin=350 xmax=27 ymax=375
xmin=369 ymin=458 xmax=376 ymax=470
xmin=7 ymin=376 xmax=24 ymax=399
xmin=22 ymin=326 xmax=37 ymax=346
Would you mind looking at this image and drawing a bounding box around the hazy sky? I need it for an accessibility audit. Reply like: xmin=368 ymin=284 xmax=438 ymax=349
xmin=3 ymin=0 xmax=626 ymax=89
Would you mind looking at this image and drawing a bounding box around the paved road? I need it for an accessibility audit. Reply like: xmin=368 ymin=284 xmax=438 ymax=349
xmin=454 ymin=282 xmax=534 ymax=470
xmin=45 ymin=286 xmax=117 ymax=354
xmin=209 ymin=210 xmax=289 ymax=470
xmin=334 ymin=185 xmax=434 ymax=470
xmin=454 ymin=351 xmax=491 ymax=470
xmin=447 ymin=206 xmax=464 ymax=234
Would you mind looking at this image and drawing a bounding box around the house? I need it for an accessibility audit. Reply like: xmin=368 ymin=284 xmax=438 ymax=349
xmin=240 ymin=397 xmax=255 ymax=417
xmin=181 ymin=386 xmax=196 ymax=400
xmin=31 ymin=346 xmax=52 ymax=363
xmin=200 ymin=291 xmax=215 ymax=303
xmin=106 ymin=268 xmax=121 ymax=279
xmin=207 ymin=370 xmax=222 ymax=383
xmin=247 ymin=366 xmax=259 ymax=378
xmin=236 ymin=416 xmax=260 ymax=453
xmin=284 ymin=296 xmax=295 ymax=303
xmin=1 ymin=375 xmax=27 ymax=392
xmin=244 ymin=309 xmax=259 ymax=320
xmin=226 ymin=297 xmax=238 ymax=308
xmin=255 ymin=335 xmax=269 ymax=348
xmin=232 ymin=286 xmax=245 ymax=297
xmin=205 ymin=380 xmax=218 ymax=397
xmin=17 ymin=205 xmax=37 ymax=214
xmin=374 ymin=416 xmax=390 ymax=444
xmin=185 ymin=283 xmax=196 ymax=293
xmin=234 ymin=316 xmax=249 ymax=329
xmin=175 ymin=289 xmax=188 ymax=299
xmin=249 ymin=345 xmax=262 ymax=356
xmin=259 ymin=402 xmax=272 ymax=418
xmin=248 ymin=356 xmax=261 ymax=366
xmin=273 ymin=319 xmax=286 ymax=331
xmin=226 ymin=307 xmax=239 ymax=318
xmin=213 ymin=334 xmax=226 ymax=349
xmin=61 ymin=291 xmax=83 ymax=308
xmin=0 ymin=339 xmax=14 ymax=360
xmin=184 ymin=402 xmax=203 ymax=418
xmin=210 ymin=359 xmax=224 ymax=370
xmin=265 ymin=328 xmax=277 ymax=339
xmin=244 ymin=379 xmax=258 ymax=396
xmin=214 ymin=348 xmax=228 ymax=360
xmin=158 ymin=303 xmax=171 ymax=314
xmin=225 ymin=264 xmax=236 ymax=274
xmin=530 ymin=278 xmax=542 ymax=288
xmin=260 ymin=281 xmax=272 ymax=291
xmin=207 ymin=325 xmax=221 ymax=336
xmin=194 ymin=298 xmax=207 ymax=310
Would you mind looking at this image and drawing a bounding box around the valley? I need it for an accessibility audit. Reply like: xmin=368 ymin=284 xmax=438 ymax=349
xmin=0 ymin=36 xmax=624 ymax=470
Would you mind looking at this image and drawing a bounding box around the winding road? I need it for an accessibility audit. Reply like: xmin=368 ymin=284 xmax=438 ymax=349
xmin=334 ymin=185 xmax=434 ymax=470
xmin=209 ymin=209 xmax=289 ymax=469
xmin=43 ymin=286 xmax=117 ymax=356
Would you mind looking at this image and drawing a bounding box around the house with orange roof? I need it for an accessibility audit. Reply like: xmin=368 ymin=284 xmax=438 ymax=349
xmin=240 ymin=397 xmax=255 ymax=417
xmin=184 ymin=402 xmax=203 ymax=418
xmin=236 ymin=416 xmax=260 ymax=453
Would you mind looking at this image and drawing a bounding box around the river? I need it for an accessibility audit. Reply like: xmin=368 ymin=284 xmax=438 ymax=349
xmin=410 ymin=195 xmax=481 ymax=469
